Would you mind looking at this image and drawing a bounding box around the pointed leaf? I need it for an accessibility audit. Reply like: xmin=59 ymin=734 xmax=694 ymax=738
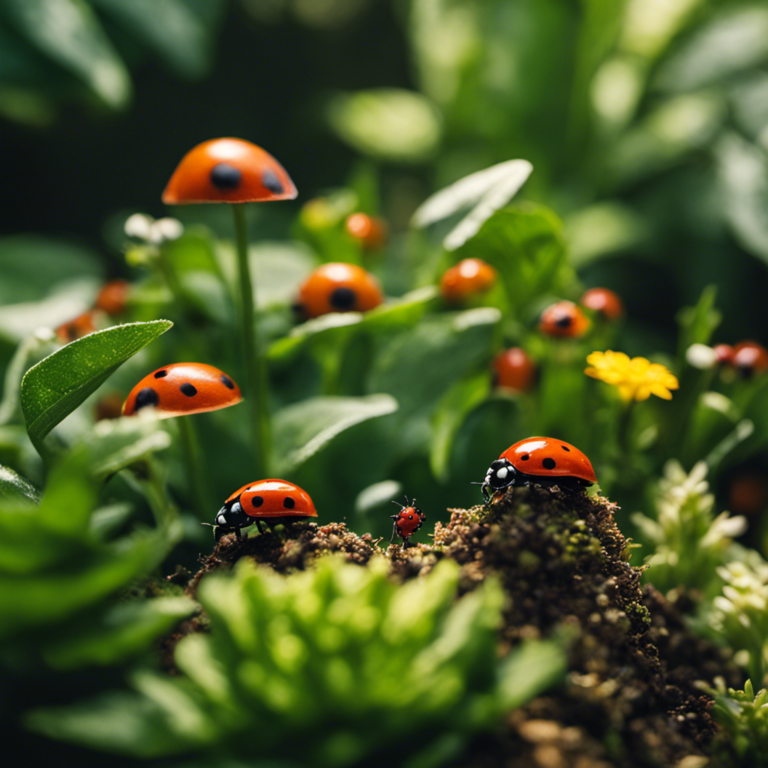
xmin=21 ymin=320 xmax=172 ymax=454
xmin=0 ymin=463 xmax=40 ymax=504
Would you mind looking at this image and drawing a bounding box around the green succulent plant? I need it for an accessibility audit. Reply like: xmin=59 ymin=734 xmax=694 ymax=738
xmin=710 ymin=678 xmax=768 ymax=767
xmin=28 ymin=556 xmax=566 ymax=768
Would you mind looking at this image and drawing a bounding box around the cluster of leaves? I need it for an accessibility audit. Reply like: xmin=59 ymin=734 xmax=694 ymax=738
xmin=710 ymin=679 xmax=768 ymax=767
xmin=0 ymin=0 xmax=225 ymax=124
xmin=28 ymin=557 xmax=565 ymax=767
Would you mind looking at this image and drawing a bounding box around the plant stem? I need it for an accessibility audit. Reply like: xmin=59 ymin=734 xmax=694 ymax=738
xmin=143 ymin=458 xmax=178 ymax=533
xmin=232 ymin=204 xmax=271 ymax=477
xmin=177 ymin=416 xmax=214 ymax=519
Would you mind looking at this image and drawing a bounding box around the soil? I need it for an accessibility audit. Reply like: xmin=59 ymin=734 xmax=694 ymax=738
xmin=178 ymin=485 xmax=741 ymax=767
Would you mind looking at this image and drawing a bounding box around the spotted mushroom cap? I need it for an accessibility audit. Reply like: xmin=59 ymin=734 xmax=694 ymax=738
xmin=122 ymin=363 xmax=242 ymax=418
xmin=162 ymin=138 xmax=297 ymax=205
xmin=296 ymin=262 xmax=384 ymax=319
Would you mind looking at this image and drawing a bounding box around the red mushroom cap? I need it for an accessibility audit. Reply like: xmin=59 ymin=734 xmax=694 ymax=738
xmin=162 ymin=138 xmax=297 ymax=205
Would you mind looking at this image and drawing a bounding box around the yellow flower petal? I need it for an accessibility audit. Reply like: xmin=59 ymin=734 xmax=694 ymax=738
xmin=585 ymin=350 xmax=678 ymax=402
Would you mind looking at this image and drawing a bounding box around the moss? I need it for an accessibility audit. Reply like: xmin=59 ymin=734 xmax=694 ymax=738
xmin=183 ymin=484 xmax=740 ymax=767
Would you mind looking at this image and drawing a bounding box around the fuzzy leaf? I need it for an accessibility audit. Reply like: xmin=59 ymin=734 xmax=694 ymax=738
xmin=21 ymin=320 xmax=172 ymax=454
xmin=273 ymin=395 xmax=398 ymax=473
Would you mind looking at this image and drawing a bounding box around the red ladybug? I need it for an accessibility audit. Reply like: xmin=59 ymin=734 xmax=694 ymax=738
xmin=95 ymin=280 xmax=130 ymax=316
xmin=732 ymin=341 xmax=768 ymax=377
xmin=493 ymin=347 xmax=536 ymax=393
xmin=580 ymin=288 xmax=623 ymax=321
xmin=213 ymin=479 xmax=317 ymax=540
xmin=56 ymin=311 xmax=97 ymax=344
xmin=122 ymin=363 xmax=242 ymax=418
xmin=539 ymin=301 xmax=590 ymax=338
xmin=296 ymin=262 xmax=384 ymax=319
xmin=480 ymin=437 xmax=597 ymax=502
xmin=713 ymin=344 xmax=735 ymax=365
xmin=440 ymin=258 xmax=497 ymax=303
xmin=390 ymin=498 xmax=425 ymax=548
xmin=162 ymin=138 xmax=297 ymax=205
xmin=345 ymin=213 xmax=387 ymax=251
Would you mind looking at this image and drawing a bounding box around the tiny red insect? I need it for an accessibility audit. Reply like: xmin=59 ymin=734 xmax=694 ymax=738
xmin=295 ymin=262 xmax=384 ymax=319
xmin=212 ymin=479 xmax=317 ymax=541
xmin=345 ymin=213 xmax=387 ymax=250
xmin=732 ymin=341 xmax=768 ymax=377
xmin=390 ymin=498 xmax=425 ymax=548
xmin=480 ymin=437 xmax=597 ymax=502
xmin=580 ymin=288 xmax=623 ymax=321
xmin=493 ymin=347 xmax=536 ymax=393
xmin=56 ymin=311 xmax=97 ymax=344
xmin=95 ymin=280 xmax=130 ymax=316
xmin=440 ymin=258 xmax=497 ymax=303
xmin=122 ymin=363 xmax=242 ymax=418
xmin=539 ymin=301 xmax=590 ymax=338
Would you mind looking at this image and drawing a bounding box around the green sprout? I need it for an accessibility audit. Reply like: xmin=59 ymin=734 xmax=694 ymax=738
xmin=710 ymin=678 xmax=768 ymax=767
xmin=28 ymin=557 xmax=565 ymax=768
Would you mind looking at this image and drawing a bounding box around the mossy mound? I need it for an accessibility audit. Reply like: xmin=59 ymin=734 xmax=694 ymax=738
xmin=187 ymin=485 xmax=740 ymax=767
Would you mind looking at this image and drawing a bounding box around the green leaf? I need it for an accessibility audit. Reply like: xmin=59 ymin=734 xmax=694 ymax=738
xmin=5 ymin=0 xmax=132 ymax=109
xmin=273 ymin=394 xmax=398 ymax=473
xmin=89 ymin=0 xmax=211 ymax=78
xmin=81 ymin=414 xmax=172 ymax=480
xmin=43 ymin=596 xmax=196 ymax=669
xmin=655 ymin=7 xmax=768 ymax=93
xmin=452 ymin=205 xmax=568 ymax=316
xmin=676 ymin=285 xmax=720 ymax=357
xmin=0 ymin=235 xmax=103 ymax=305
xmin=430 ymin=372 xmax=491 ymax=481
xmin=0 ymin=463 xmax=40 ymax=504
xmin=497 ymin=640 xmax=566 ymax=710
xmin=716 ymin=133 xmax=768 ymax=265
xmin=326 ymin=88 xmax=442 ymax=163
xmin=21 ymin=320 xmax=172 ymax=454
xmin=411 ymin=160 xmax=533 ymax=250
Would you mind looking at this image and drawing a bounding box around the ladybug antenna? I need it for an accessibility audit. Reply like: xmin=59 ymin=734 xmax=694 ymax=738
xmin=390 ymin=499 xmax=405 ymax=510
xmin=200 ymin=522 xmax=215 ymax=527
xmin=470 ymin=481 xmax=484 ymax=486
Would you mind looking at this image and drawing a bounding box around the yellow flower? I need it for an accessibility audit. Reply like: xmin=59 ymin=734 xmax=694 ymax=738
xmin=585 ymin=350 xmax=679 ymax=401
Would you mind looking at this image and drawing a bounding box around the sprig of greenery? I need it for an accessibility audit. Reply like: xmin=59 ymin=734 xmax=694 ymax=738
xmin=28 ymin=557 xmax=566 ymax=768
xmin=709 ymin=678 xmax=768 ymax=767
xmin=632 ymin=461 xmax=746 ymax=597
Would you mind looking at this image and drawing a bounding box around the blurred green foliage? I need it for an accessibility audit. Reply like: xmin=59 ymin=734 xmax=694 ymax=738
xmin=28 ymin=558 xmax=565 ymax=767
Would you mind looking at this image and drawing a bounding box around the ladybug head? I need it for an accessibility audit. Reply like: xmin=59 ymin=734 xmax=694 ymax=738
xmin=482 ymin=459 xmax=518 ymax=499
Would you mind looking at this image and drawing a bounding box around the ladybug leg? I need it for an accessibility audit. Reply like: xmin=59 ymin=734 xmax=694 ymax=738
xmin=255 ymin=520 xmax=267 ymax=534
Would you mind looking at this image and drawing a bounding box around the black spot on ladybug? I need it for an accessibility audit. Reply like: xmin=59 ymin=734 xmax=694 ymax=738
xmin=154 ymin=370 xmax=168 ymax=379
xmin=262 ymin=169 xmax=284 ymax=194
xmin=284 ymin=497 xmax=296 ymax=509
xmin=521 ymin=454 xmax=530 ymax=461
xmin=555 ymin=315 xmax=573 ymax=328
xmin=408 ymin=514 xmax=414 ymax=520
xmin=210 ymin=163 xmax=242 ymax=189
xmin=543 ymin=458 xmax=557 ymax=470
xmin=561 ymin=445 xmax=570 ymax=452
xmin=135 ymin=387 xmax=159 ymax=411
xmin=251 ymin=496 xmax=264 ymax=508
xmin=180 ymin=383 xmax=197 ymax=397
xmin=329 ymin=287 xmax=357 ymax=311
xmin=221 ymin=375 xmax=234 ymax=390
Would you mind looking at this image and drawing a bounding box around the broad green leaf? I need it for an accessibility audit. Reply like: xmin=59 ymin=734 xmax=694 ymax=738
xmin=5 ymin=0 xmax=131 ymax=109
xmin=0 ymin=463 xmax=40 ymax=504
xmin=430 ymin=372 xmax=491 ymax=481
xmin=655 ymin=7 xmax=768 ymax=93
xmin=273 ymin=395 xmax=398 ymax=473
xmin=411 ymin=160 xmax=533 ymax=250
xmin=453 ymin=205 xmax=568 ymax=317
xmin=43 ymin=596 xmax=196 ymax=669
xmin=21 ymin=320 xmax=172 ymax=454
xmin=89 ymin=0 xmax=211 ymax=78
xmin=355 ymin=480 xmax=403 ymax=515
xmin=0 ymin=235 xmax=103 ymax=304
xmin=369 ymin=309 xmax=500 ymax=421
xmin=326 ymin=88 xmax=442 ymax=163
xmin=716 ymin=133 xmax=768 ymax=265
xmin=81 ymin=414 xmax=172 ymax=480
xmin=269 ymin=313 xmax=364 ymax=363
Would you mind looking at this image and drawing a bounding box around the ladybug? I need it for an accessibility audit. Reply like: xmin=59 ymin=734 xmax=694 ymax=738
xmin=212 ymin=479 xmax=317 ymax=541
xmin=295 ymin=262 xmax=384 ymax=319
xmin=440 ymin=258 xmax=497 ymax=303
xmin=732 ymin=341 xmax=768 ymax=377
xmin=713 ymin=344 xmax=735 ymax=365
xmin=162 ymin=138 xmax=297 ymax=205
xmin=56 ymin=311 xmax=97 ymax=344
xmin=539 ymin=301 xmax=590 ymax=338
xmin=493 ymin=347 xmax=536 ymax=393
xmin=580 ymin=288 xmax=623 ymax=321
xmin=345 ymin=213 xmax=387 ymax=251
xmin=390 ymin=498 xmax=425 ymax=547
xmin=95 ymin=280 xmax=130 ymax=316
xmin=480 ymin=437 xmax=597 ymax=502
xmin=122 ymin=363 xmax=242 ymax=418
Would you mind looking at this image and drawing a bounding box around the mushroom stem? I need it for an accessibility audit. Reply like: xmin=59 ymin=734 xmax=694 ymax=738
xmin=232 ymin=204 xmax=271 ymax=476
xmin=177 ymin=416 xmax=214 ymax=519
